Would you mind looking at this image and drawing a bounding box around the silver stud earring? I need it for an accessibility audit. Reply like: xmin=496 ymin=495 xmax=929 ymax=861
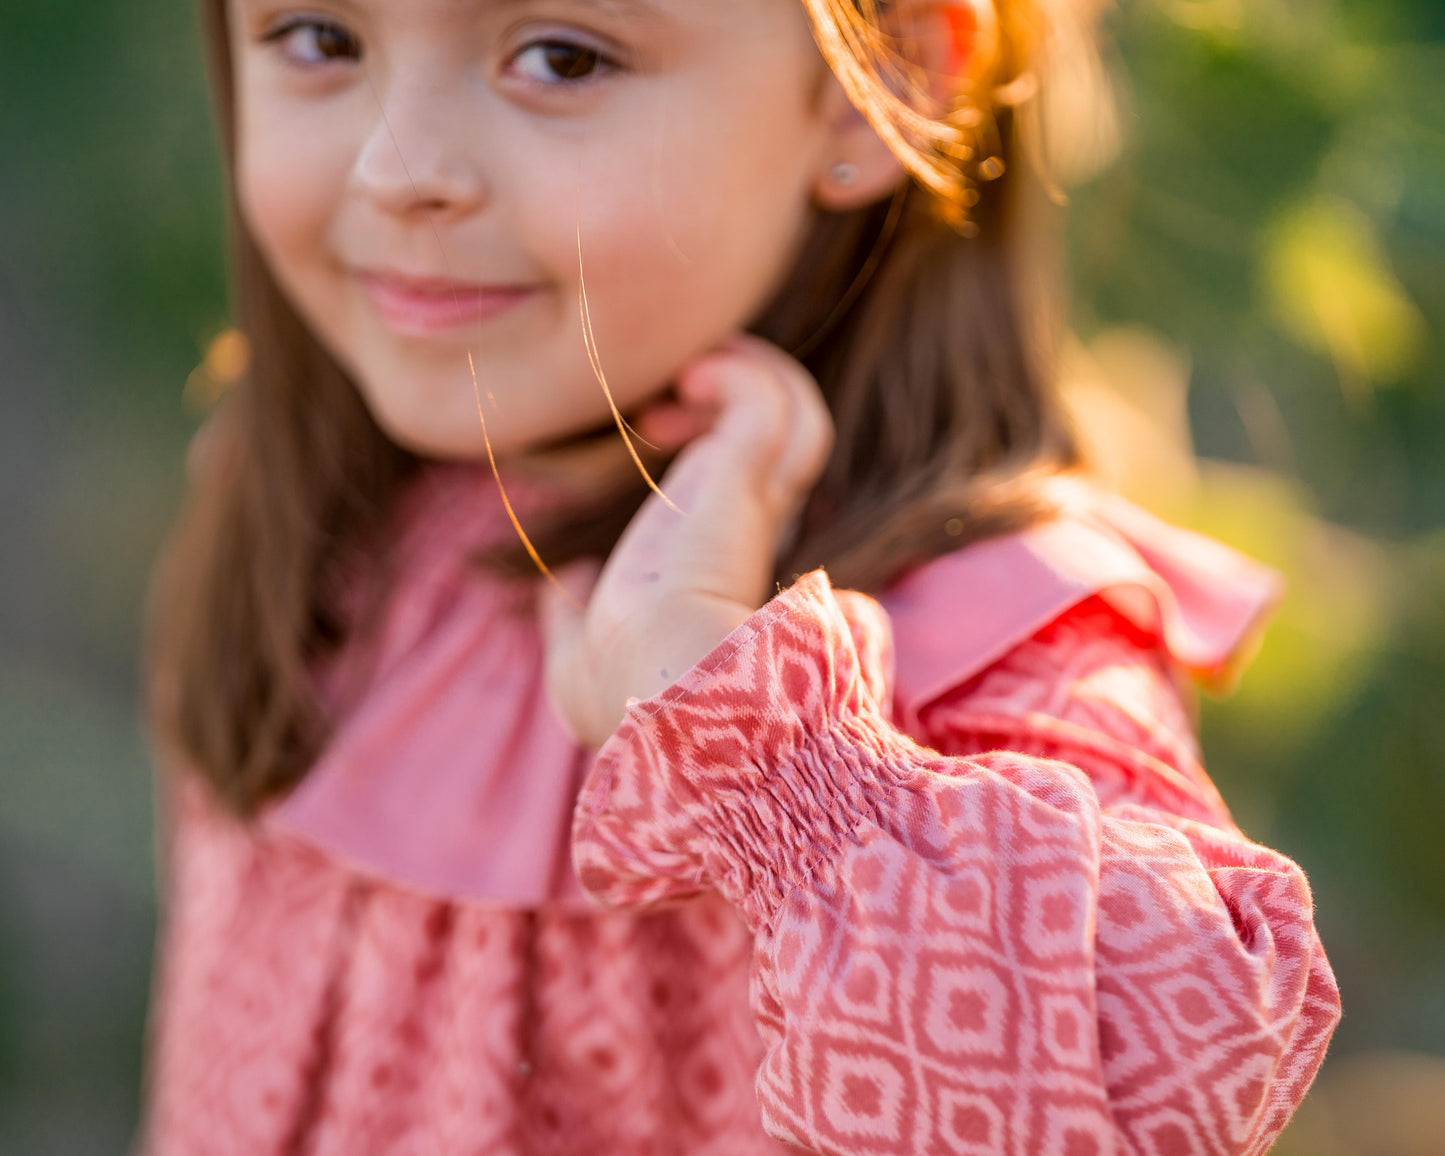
xmin=829 ymin=161 xmax=860 ymax=186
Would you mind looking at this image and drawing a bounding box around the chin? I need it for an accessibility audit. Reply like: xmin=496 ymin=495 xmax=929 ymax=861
xmin=354 ymin=357 xmax=647 ymax=462
xmin=360 ymin=401 xmax=485 ymax=462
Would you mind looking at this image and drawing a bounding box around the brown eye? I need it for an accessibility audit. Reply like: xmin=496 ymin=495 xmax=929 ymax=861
xmin=266 ymin=18 xmax=363 ymax=66
xmin=512 ymin=40 xmax=611 ymax=85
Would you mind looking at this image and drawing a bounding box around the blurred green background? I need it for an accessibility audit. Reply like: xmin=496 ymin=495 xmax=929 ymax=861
xmin=0 ymin=0 xmax=1440 ymax=1150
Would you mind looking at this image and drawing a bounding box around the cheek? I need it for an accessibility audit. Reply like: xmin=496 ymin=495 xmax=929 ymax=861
xmin=235 ymin=93 xmax=348 ymax=286
xmin=545 ymin=93 xmax=817 ymax=401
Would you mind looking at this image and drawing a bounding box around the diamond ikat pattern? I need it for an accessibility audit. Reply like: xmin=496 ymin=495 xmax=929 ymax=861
xmin=575 ymin=574 xmax=1339 ymax=1155
xmin=146 ymin=567 xmax=1337 ymax=1154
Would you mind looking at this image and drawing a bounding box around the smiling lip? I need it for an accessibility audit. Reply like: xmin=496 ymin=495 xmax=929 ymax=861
xmin=357 ymin=269 xmax=540 ymax=336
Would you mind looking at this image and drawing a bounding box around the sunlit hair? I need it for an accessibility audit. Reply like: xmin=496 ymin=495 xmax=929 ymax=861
xmin=803 ymin=0 xmax=1009 ymax=228
xmin=148 ymin=0 xmax=1110 ymax=816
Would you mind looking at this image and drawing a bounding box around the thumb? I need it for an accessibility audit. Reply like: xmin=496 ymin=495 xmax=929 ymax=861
xmin=537 ymin=558 xmax=602 ymax=652
xmin=537 ymin=557 xmax=606 ymax=746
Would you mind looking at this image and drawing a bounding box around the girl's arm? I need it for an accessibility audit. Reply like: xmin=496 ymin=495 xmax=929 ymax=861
xmin=548 ymin=337 xmax=1337 ymax=1152
xmin=571 ymin=572 xmax=1340 ymax=1156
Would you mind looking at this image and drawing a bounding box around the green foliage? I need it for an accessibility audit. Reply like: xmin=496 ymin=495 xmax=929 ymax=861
xmin=1068 ymin=0 xmax=1445 ymax=1079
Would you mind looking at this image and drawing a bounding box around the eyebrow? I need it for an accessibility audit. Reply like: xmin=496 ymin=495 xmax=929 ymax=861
xmin=233 ymin=0 xmax=673 ymax=33
xmin=486 ymin=0 xmax=671 ymax=24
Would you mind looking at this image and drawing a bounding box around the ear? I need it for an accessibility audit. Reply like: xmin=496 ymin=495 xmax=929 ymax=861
xmin=810 ymin=0 xmax=998 ymax=212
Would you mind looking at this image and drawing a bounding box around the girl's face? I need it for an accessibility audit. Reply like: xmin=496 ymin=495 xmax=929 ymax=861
xmin=229 ymin=0 xmax=871 ymax=460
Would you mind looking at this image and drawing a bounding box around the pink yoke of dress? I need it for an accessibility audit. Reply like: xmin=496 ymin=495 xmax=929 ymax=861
xmin=143 ymin=464 xmax=1340 ymax=1155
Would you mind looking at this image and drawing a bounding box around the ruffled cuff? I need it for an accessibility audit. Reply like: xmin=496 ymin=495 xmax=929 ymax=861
xmin=571 ymin=570 xmax=912 ymax=931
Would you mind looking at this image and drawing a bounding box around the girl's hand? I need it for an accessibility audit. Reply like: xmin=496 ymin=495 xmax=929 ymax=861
xmin=539 ymin=335 xmax=834 ymax=749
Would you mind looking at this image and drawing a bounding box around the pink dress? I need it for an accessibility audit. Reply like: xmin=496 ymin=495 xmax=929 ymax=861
xmin=143 ymin=465 xmax=1340 ymax=1155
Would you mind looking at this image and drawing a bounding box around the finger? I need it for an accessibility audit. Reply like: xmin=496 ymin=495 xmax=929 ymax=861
xmin=767 ymin=352 xmax=835 ymax=497
xmin=631 ymin=396 xmax=718 ymax=452
xmin=716 ymin=334 xmax=832 ymax=468
xmin=537 ymin=557 xmax=602 ymax=660
xmin=675 ymin=350 xmax=793 ymax=478
xmin=676 ymin=341 xmax=831 ymax=503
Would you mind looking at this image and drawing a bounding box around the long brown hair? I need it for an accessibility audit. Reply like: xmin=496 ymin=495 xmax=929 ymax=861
xmin=148 ymin=0 xmax=1097 ymax=816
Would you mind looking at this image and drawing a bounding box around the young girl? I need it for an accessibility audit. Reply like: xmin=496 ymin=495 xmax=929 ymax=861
xmin=142 ymin=0 xmax=1340 ymax=1150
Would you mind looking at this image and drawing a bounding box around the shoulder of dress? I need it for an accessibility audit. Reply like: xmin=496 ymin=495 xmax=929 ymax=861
xmin=878 ymin=480 xmax=1282 ymax=727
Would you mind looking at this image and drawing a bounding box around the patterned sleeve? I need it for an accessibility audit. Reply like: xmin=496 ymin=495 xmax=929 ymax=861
xmin=913 ymin=593 xmax=1228 ymax=824
xmin=571 ymin=571 xmax=1341 ymax=1155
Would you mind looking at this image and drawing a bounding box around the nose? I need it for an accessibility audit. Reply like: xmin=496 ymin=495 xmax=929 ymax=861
xmin=351 ymin=76 xmax=489 ymax=221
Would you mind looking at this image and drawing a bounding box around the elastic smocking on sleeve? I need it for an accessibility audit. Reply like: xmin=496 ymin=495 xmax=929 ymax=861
xmin=572 ymin=569 xmax=910 ymax=930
